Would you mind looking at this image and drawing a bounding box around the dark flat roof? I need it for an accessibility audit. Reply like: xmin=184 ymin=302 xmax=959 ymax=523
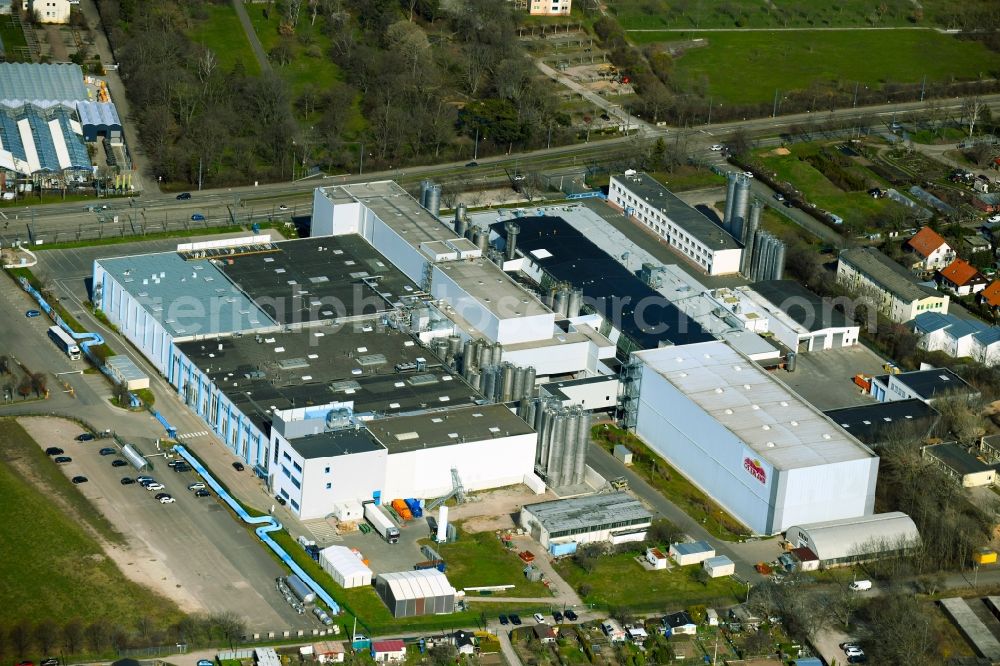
xmin=218 ymin=235 xmax=418 ymax=325
xmin=925 ymin=442 xmax=992 ymax=476
xmin=824 ymin=399 xmax=939 ymax=445
xmin=177 ymin=325 xmax=478 ymax=433
xmin=289 ymin=428 xmax=385 ymax=459
xmin=750 ymin=280 xmax=850 ymax=332
xmin=894 ymin=368 xmax=976 ymax=400
xmin=366 ymin=404 xmax=534 ymax=453
xmin=492 ymin=215 xmax=713 ymax=350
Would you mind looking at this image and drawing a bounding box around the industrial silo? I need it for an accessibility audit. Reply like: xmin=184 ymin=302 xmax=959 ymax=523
xmin=501 ymin=364 xmax=515 ymax=402
xmin=462 ymin=338 xmax=474 ymax=372
xmin=566 ymin=289 xmax=583 ymax=318
xmin=731 ymin=174 xmax=751 ymax=234
xmin=490 ymin=341 xmax=503 ymax=367
xmin=573 ymin=411 xmax=590 ymax=484
xmin=552 ymin=289 xmax=569 ymax=317
xmin=772 ymin=240 xmax=786 ymax=280
xmin=420 ymin=180 xmax=433 ymax=208
xmin=446 ymin=335 xmax=462 ymax=361
xmin=523 ymin=366 xmax=536 ymax=400
xmin=475 ymin=228 xmax=489 ymax=253
xmin=560 ymin=411 xmax=581 ymax=485
xmin=426 ymin=185 xmax=442 ymax=217
xmin=723 ymin=172 xmax=738 ymax=229
xmin=504 ymin=221 xmax=520 ymax=261
xmin=512 ymin=365 xmax=526 ymax=402
xmin=546 ymin=412 xmax=567 ymax=487
xmin=468 ymin=370 xmax=481 ymax=391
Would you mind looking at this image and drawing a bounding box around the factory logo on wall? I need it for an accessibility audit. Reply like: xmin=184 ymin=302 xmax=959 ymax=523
xmin=743 ymin=457 xmax=767 ymax=484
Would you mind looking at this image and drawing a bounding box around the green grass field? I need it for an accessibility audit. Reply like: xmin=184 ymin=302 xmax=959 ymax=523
xmin=0 ymin=420 xmax=183 ymax=626
xmin=630 ymin=31 xmax=1000 ymax=105
xmin=648 ymin=166 xmax=726 ymax=192
xmin=555 ymin=550 xmax=742 ymax=608
xmin=187 ymin=4 xmax=261 ymax=75
xmin=247 ymin=8 xmax=342 ymax=95
xmin=0 ymin=16 xmax=29 ymax=62
xmin=419 ymin=528 xmax=552 ymax=598
xmin=612 ymin=0 xmax=995 ymax=29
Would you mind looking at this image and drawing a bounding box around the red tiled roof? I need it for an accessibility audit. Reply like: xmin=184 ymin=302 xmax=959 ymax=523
xmin=939 ymin=259 xmax=982 ymax=286
xmin=372 ymin=640 xmax=406 ymax=652
xmin=906 ymin=226 xmax=948 ymax=258
xmin=982 ymin=281 xmax=1000 ymax=307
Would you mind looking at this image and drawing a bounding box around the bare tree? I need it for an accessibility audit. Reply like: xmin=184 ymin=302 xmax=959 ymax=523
xmin=962 ymin=96 xmax=987 ymax=138
xmin=61 ymin=620 xmax=83 ymax=656
xmin=17 ymin=375 xmax=31 ymax=399
xmin=32 ymin=619 xmax=57 ymax=656
xmin=31 ymin=372 xmax=47 ymax=397
xmin=8 ymin=623 xmax=30 ymax=659
xmin=84 ymin=620 xmax=110 ymax=653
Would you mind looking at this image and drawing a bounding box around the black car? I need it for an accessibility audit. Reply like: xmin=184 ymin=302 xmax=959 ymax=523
xmin=75 ymin=433 xmax=95 ymax=442
xmin=553 ymin=611 xmax=563 ymax=622
xmin=498 ymin=614 xmax=509 ymax=625
xmin=172 ymin=463 xmax=191 ymax=472
xmin=465 ymin=161 xmax=479 ymax=168
xmin=176 ymin=192 xmax=192 ymax=200
xmin=45 ymin=447 xmax=64 ymax=456
xmin=111 ymin=459 xmax=127 ymax=467
xmin=167 ymin=460 xmax=181 ymax=468
xmin=71 ymin=476 xmax=88 ymax=484
xmin=194 ymin=488 xmax=211 ymax=498
xmin=564 ymin=610 xmax=578 ymax=621
xmin=54 ymin=456 xmax=72 ymax=464
xmin=154 ymin=492 xmax=170 ymax=500
xmin=275 ymin=495 xmax=287 ymax=506
xmin=138 ymin=478 xmax=157 ymax=487
xmin=509 ymin=614 xmax=521 ymax=625
xmin=99 ymin=447 xmax=115 ymax=456
xmin=120 ymin=477 xmax=135 ymax=485
xmin=232 ymin=461 xmax=245 ymax=471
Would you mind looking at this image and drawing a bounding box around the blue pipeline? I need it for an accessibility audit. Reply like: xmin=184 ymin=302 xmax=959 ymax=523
xmin=18 ymin=276 xmax=107 ymax=367
xmin=172 ymin=444 xmax=341 ymax=615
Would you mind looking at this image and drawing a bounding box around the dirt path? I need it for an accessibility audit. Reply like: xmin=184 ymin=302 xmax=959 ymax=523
xmin=17 ymin=416 xmax=204 ymax=613
xmin=447 ymin=485 xmax=556 ymax=533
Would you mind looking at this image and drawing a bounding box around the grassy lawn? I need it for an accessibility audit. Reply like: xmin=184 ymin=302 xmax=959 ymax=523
xmin=630 ymin=31 xmax=1000 ymax=105
xmin=592 ymin=425 xmax=750 ymax=540
xmin=649 ymin=166 xmax=726 ymax=192
xmin=418 ymin=527 xmax=551 ymax=598
xmin=909 ymin=127 xmax=967 ymax=145
xmin=0 ymin=15 xmax=29 ymax=62
xmin=555 ymin=550 xmax=742 ymax=609
xmin=0 ymin=419 xmax=183 ymax=626
xmin=187 ymin=4 xmax=261 ymax=75
xmin=247 ymin=7 xmax=341 ymax=95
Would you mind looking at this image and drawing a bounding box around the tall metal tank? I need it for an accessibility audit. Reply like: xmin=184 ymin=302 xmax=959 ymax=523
xmin=456 ymin=216 xmax=468 ymax=239
xmin=500 ymin=364 xmax=515 ymax=402
xmin=747 ymin=199 xmax=763 ymax=241
xmin=573 ymin=411 xmax=590 ymax=484
xmin=553 ymin=289 xmax=569 ymax=317
xmin=462 ymin=338 xmax=475 ymax=372
xmin=468 ymin=370 xmax=481 ymax=391
xmin=772 ymin=239 xmax=786 ymax=280
xmin=464 ymin=224 xmax=476 ymax=241
xmin=475 ymin=339 xmax=489 ymax=368
xmin=523 ymin=366 xmax=536 ymax=400
xmin=723 ymin=172 xmax=738 ymax=229
xmin=786 ymin=351 xmax=798 ymax=373
xmin=482 ymin=365 xmax=498 ymax=401
xmin=546 ymin=413 xmax=567 ymax=487
xmin=512 ymin=365 xmax=526 ymax=401
xmin=420 ymin=180 xmax=433 ymax=208
xmin=491 ymin=341 xmax=503 ymax=367
xmin=560 ymin=411 xmax=581 ymax=485
xmin=566 ymin=289 xmax=583 ymax=318
xmin=475 ymin=228 xmax=489 ymax=253
xmin=455 ymin=203 xmax=467 ymax=227
xmin=733 ymin=174 xmax=751 ymax=225
xmin=740 ymin=222 xmax=757 ymax=277
xmin=431 ymin=337 xmax=449 ymax=360
xmin=426 ymin=185 xmax=442 ymax=217
xmin=446 ymin=335 xmax=462 ymax=360
xmin=543 ymin=287 xmax=556 ymax=309
xmin=504 ymin=221 xmax=520 ymax=261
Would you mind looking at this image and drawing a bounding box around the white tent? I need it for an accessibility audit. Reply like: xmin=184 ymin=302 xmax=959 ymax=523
xmin=319 ymin=545 xmax=373 ymax=589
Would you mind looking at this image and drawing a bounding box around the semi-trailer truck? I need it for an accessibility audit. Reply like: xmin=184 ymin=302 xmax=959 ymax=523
xmin=364 ymin=502 xmax=400 ymax=544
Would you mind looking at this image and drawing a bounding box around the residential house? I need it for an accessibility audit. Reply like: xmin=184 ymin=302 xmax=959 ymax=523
xmin=979 ymin=280 xmax=1000 ymax=313
xmin=836 ymin=247 xmax=949 ymax=323
xmin=453 ymin=631 xmax=476 ymax=656
xmin=974 ymin=192 xmax=1000 ymax=213
xmin=29 ymin=0 xmax=73 ymax=23
xmin=532 ymin=625 xmax=558 ymax=644
xmin=662 ymin=611 xmax=697 ymax=636
xmin=905 ymin=226 xmax=955 ymax=274
xmin=371 ymin=640 xmax=406 ymax=664
xmin=912 ymin=312 xmax=1000 ymax=366
xmin=938 ymin=259 xmax=989 ymax=296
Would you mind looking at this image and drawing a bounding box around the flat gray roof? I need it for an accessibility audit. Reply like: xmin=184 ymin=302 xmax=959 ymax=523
xmin=0 ymin=63 xmax=87 ymax=103
xmin=925 ymin=442 xmax=992 ymax=476
xmin=288 ymin=428 xmax=385 ymax=460
xmin=612 ymin=173 xmax=741 ymax=250
xmin=839 ymin=247 xmax=942 ymax=303
xmin=97 ymin=251 xmax=275 ymax=338
xmin=366 ymin=404 xmax=533 ymax=453
xmin=523 ymin=492 xmax=652 ymax=534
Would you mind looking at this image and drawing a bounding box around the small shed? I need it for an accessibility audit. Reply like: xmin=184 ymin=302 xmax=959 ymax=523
xmin=601 ymin=619 xmax=626 ymax=642
xmin=703 ymin=555 xmax=735 ymax=578
xmin=705 ymin=608 xmax=719 ymax=626
xmin=106 ymin=354 xmax=150 ymax=390
xmin=311 ymin=642 xmax=346 ymax=664
xmin=550 ymin=541 xmax=578 ymax=557
xmin=532 ymin=625 xmax=557 ymax=644
xmin=375 ymin=569 xmax=456 ymax=617
xmin=613 ymin=444 xmax=633 ymax=465
xmin=645 ymin=547 xmax=668 ymax=570
xmin=454 ymin=630 xmax=476 ymax=655
xmin=974 ymin=547 xmax=997 ymax=565
xmin=76 ymin=101 xmax=123 ymax=142
xmin=791 ymin=546 xmax=820 ymax=572
xmin=371 ymin=639 xmax=406 ymax=663
xmin=669 ymin=540 xmax=715 ymax=566
xmin=319 ymin=545 xmax=373 ymax=589
xmin=626 ymin=626 xmax=647 ymax=642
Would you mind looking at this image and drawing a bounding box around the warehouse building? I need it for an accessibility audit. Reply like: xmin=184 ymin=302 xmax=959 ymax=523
xmin=0 ymin=63 xmax=87 ymax=102
xmin=784 ymin=512 xmax=920 ymax=567
xmin=824 ymin=399 xmax=939 ymax=447
xmin=631 ymin=341 xmax=879 ymax=535
xmin=923 ymin=443 xmax=996 ymax=488
xmin=490 ymin=213 xmax=714 ymax=354
xmin=669 ymin=540 xmax=715 ymax=566
xmin=375 ymin=569 xmax=456 ymax=617
xmin=836 ymin=247 xmax=949 ymax=323
xmin=519 ymin=492 xmax=652 ymax=548
xmin=76 ymin=100 xmax=122 ymax=142
xmin=319 ymin=545 xmax=373 ymax=589
xmin=608 ymin=172 xmax=742 ymax=275
xmin=869 ymin=367 xmax=978 ymax=405
xmin=744 ymin=280 xmax=859 ymax=352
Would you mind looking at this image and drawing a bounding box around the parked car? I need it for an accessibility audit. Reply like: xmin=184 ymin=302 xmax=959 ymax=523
xmin=849 ymin=579 xmax=872 ymax=592
xmin=275 ymin=495 xmax=287 ymax=506
xmin=840 ymin=643 xmax=862 ymax=652
xmin=136 ymin=475 xmax=154 ymax=484
xmin=176 ymin=192 xmax=192 ymax=200
xmin=710 ymin=144 xmax=723 ymax=151
xmin=194 ymin=489 xmax=211 ymax=497
xmin=773 ymin=193 xmax=785 ymax=202
xmin=465 ymin=161 xmax=478 ymax=167
xmin=40 ymin=658 xmax=59 ymax=666
xmin=53 ymin=456 xmax=72 ymax=464
xmin=533 ymin=613 xmax=546 ymax=623
xmin=498 ymin=614 xmax=509 ymax=625
xmin=145 ymin=482 xmax=165 ymax=491
xmin=564 ymin=610 xmax=578 ymax=621
xmin=509 ymin=614 xmax=522 ymax=625
xmin=167 ymin=460 xmax=182 ymax=468
xmin=845 ymin=647 xmax=864 ymax=657
xmin=232 ymin=461 xmax=245 ymax=471
xmin=120 ymin=477 xmax=135 ymax=485
xmin=71 ymin=476 xmax=88 ymax=484
xmin=743 ymin=171 xmax=754 ymax=179
xmin=191 ymin=213 xmax=205 ymax=221
xmin=45 ymin=447 xmax=64 ymax=456
xmin=159 ymin=495 xmax=176 ymax=504
xmin=75 ymin=433 xmax=95 ymax=442
xmin=988 ymin=213 xmax=1000 ymax=223
xmin=154 ymin=493 xmax=170 ymax=500
xmin=25 ymin=309 xmax=41 ymax=318
xmin=111 ymin=459 xmax=127 ymax=467
xmin=172 ymin=464 xmax=191 ymax=473
xmin=278 ymin=204 xmax=289 ymax=211
xmin=99 ymin=447 xmax=115 ymax=456
xmin=188 ymin=482 xmax=206 ymax=491
xmin=553 ymin=610 xmax=563 ymax=622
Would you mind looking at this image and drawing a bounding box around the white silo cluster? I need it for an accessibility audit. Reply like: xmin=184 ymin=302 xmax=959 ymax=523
xmin=459 ymin=337 xmax=536 ymax=403
xmin=419 ymin=179 xmax=442 ymax=217
xmin=541 ymin=282 xmax=584 ymax=318
xmin=722 ymin=172 xmax=752 ymax=239
xmin=748 ymin=230 xmax=786 ymax=281
xmin=519 ymin=398 xmax=590 ymax=488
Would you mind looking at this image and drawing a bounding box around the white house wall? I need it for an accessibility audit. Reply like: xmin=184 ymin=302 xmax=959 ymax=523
xmin=383 ymin=433 xmax=536 ymax=500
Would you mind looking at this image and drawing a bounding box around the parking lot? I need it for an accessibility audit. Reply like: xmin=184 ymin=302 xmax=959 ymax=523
xmin=19 ymin=416 xmax=314 ymax=631
xmin=779 ymin=344 xmax=889 ymax=411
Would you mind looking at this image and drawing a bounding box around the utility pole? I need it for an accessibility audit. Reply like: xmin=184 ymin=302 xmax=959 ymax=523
xmin=359 ymin=143 xmax=364 ymax=176
xmin=772 ymin=89 xmax=780 ymax=118
xmin=197 ymin=157 xmax=202 ymax=191
xmin=853 ymin=82 xmax=859 ymax=108
xmin=474 ymin=128 xmax=480 ymax=160
xmin=920 ymin=75 xmax=927 ymax=102
xmin=707 ymin=97 xmax=713 ymax=125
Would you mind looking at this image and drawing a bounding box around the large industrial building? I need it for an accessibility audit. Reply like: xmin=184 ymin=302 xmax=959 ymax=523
xmin=784 ymin=512 xmax=920 ymax=567
xmin=836 ymin=247 xmax=949 ymax=323
xmin=629 ymin=341 xmax=879 ymax=535
xmin=519 ymin=492 xmax=653 ymax=548
xmin=608 ymin=172 xmax=742 ymax=276
xmin=740 ymin=280 xmax=860 ymax=352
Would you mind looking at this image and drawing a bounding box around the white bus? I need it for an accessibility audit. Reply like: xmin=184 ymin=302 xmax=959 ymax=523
xmin=47 ymin=326 xmax=81 ymax=361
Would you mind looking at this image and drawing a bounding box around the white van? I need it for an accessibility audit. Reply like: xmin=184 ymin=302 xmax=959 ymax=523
xmin=849 ymin=579 xmax=872 ymax=591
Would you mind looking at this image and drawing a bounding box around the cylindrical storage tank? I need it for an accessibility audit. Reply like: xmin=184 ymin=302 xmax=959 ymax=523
xmin=523 ymin=366 xmax=536 ymax=400
xmin=512 ymin=365 xmax=526 ymax=401
xmin=425 ymin=184 xmax=442 ymax=217
xmin=436 ymin=506 xmax=449 ymax=542
xmin=733 ymin=175 xmax=751 ymax=226
xmin=464 ymin=224 xmax=476 ymax=241
xmin=567 ymin=288 xmax=583 ymax=318
xmin=786 ymin=351 xmax=798 ymax=373
xmin=723 ymin=172 xmax=738 ymax=228
xmin=462 ymin=339 xmax=475 ymax=372
xmin=455 ymin=203 xmax=467 ymax=227
xmin=573 ymin=411 xmax=590 ymax=484
xmin=475 ymin=339 xmax=489 ymax=368
xmin=504 ymin=221 xmax=521 ymax=261
xmin=420 ymin=180 xmax=433 ymax=208
xmin=432 ymin=337 xmax=449 ymax=360
xmin=730 ymin=216 xmax=743 ymax=243
xmin=560 ymin=411 xmax=581 ymax=485
xmin=476 ymin=228 xmax=489 ymax=253
xmin=491 ymin=341 xmax=503 ymax=367
xmin=553 ymin=289 xmax=569 ymax=317
xmin=543 ymin=287 xmax=556 ymax=309
xmin=446 ymin=335 xmax=462 ymax=360
xmin=501 ymin=363 xmax=515 ymax=402
xmin=286 ymin=574 xmax=316 ymax=605
xmin=482 ymin=365 xmax=498 ymax=401
xmin=546 ymin=412 xmax=567 ymax=487
xmin=468 ymin=370 xmax=481 ymax=391
xmin=456 ymin=216 xmax=468 ymax=239
xmin=747 ymin=200 xmax=763 ymax=243
xmin=772 ymin=240 xmax=786 ymax=280
xmin=535 ymin=403 xmax=552 ymax=466
xmin=750 ymin=229 xmax=765 ymax=280
xmin=520 ymin=398 xmax=536 ymax=425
